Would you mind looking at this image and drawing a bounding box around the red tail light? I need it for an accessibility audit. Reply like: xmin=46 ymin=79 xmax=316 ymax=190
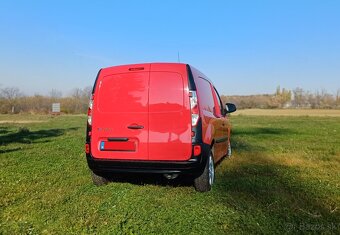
xmin=189 ymin=91 xmax=199 ymax=126
xmin=85 ymin=143 xmax=90 ymax=154
xmin=193 ymin=145 xmax=201 ymax=156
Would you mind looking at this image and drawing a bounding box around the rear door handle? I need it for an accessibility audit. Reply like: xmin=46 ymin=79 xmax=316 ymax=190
xmin=107 ymin=137 xmax=129 ymax=141
xmin=128 ymin=125 xmax=144 ymax=129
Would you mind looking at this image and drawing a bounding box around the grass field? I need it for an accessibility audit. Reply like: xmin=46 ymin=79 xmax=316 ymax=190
xmin=1 ymin=112 xmax=339 ymax=234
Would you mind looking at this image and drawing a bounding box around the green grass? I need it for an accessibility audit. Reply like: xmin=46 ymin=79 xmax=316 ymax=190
xmin=0 ymin=114 xmax=339 ymax=234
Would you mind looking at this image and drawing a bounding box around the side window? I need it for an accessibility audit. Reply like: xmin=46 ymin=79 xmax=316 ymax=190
xmin=212 ymin=87 xmax=223 ymax=117
xmin=195 ymin=77 xmax=215 ymax=113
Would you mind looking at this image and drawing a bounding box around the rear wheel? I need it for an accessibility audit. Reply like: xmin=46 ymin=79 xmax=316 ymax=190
xmin=194 ymin=150 xmax=215 ymax=192
xmin=91 ymin=171 xmax=109 ymax=186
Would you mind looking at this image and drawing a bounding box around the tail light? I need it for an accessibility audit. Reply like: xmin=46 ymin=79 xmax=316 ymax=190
xmin=189 ymin=91 xmax=199 ymax=126
xmin=85 ymin=143 xmax=90 ymax=154
xmin=193 ymin=145 xmax=201 ymax=156
xmin=87 ymin=95 xmax=93 ymax=126
xmin=86 ymin=95 xmax=93 ymax=154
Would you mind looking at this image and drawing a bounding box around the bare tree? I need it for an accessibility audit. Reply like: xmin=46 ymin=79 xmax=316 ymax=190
xmin=82 ymin=86 xmax=92 ymax=100
xmin=71 ymin=88 xmax=82 ymax=99
xmin=336 ymin=89 xmax=340 ymax=107
xmin=49 ymin=89 xmax=62 ymax=99
xmin=320 ymin=89 xmax=334 ymax=108
xmin=67 ymin=87 xmax=93 ymax=113
xmin=0 ymin=87 xmax=23 ymax=113
xmin=292 ymin=87 xmax=306 ymax=108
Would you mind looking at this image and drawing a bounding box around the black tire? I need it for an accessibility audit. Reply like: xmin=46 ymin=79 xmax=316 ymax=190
xmin=91 ymin=171 xmax=109 ymax=186
xmin=194 ymin=150 xmax=215 ymax=192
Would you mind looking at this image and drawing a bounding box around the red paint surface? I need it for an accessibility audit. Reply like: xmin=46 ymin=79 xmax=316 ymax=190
xmin=148 ymin=69 xmax=191 ymax=160
xmin=91 ymin=64 xmax=150 ymax=160
xmin=91 ymin=63 xmax=192 ymax=161
xmin=89 ymin=63 xmax=231 ymax=162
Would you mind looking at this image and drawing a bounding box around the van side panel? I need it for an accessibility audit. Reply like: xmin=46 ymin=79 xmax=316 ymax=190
xmin=190 ymin=66 xmax=228 ymax=161
xmin=148 ymin=64 xmax=192 ymax=161
xmin=190 ymin=67 xmax=214 ymax=146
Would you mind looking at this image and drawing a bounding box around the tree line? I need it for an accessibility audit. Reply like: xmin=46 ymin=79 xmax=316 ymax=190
xmin=0 ymin=86 xmax=339 ymax=114
xmin=221 ymin=86 xmax=340 ymax=109
xmin=0 ymin=87 xmax=92 ymax=114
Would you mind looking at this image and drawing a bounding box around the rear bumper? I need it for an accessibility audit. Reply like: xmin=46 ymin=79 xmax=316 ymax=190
xmin=86 ymin=144 xmax=209 ymax=176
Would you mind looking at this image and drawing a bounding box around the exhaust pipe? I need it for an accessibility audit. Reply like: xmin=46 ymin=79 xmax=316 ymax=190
xmin=163 ymin=173 xmax=179 ymax=180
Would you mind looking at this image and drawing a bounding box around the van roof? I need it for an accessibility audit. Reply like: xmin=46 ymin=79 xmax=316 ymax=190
xmin=97 ymin=62 xmax=212 ymax=85
xmin=103 ymin=62 xmax=186 ymax=71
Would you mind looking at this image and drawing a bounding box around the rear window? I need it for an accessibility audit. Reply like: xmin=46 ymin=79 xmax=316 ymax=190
xmin=149 ymin=72 xmax=184 ymax=112
xmin=97 ymin=72 xmax=149 ymax=113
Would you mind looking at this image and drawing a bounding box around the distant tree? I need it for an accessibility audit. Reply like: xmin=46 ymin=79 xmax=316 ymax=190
xmin=336 ymin=89 xmax=340 ymax=107
xmin=49 ymin=89 xmax=62 ymax=100
xmin=82 ymin=86 xmax=92 ymax=100
xmin=320 ymin=89 xmax=334 ymax=108
xmin=71 ymin=88 xmax=82 ymax=99
xmin=310 ymin=90 xmax=322 ymax=109
xmin=281 ymin=88 xmax=292 ymax=105
xmin=292 ymin=87 xmax=306 ymax=107
xmin=67 ymin=86 xmax=92 ymax=113
xmin=0 ymin=87 xmax=23 ymax=113
xmin=273 ymin=86 xmax=292 ymax=108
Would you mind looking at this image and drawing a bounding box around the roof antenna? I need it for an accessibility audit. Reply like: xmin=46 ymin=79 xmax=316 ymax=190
xmin=177 ymin=51 xmax=180 ymax=63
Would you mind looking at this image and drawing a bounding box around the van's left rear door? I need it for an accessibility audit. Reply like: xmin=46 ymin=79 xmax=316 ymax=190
xmin=91 ymin=64 xmax=150 ymax=160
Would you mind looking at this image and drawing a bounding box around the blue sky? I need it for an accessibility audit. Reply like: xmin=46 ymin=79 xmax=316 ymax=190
xmin=0 ymin=0 xmax=339 ymax=96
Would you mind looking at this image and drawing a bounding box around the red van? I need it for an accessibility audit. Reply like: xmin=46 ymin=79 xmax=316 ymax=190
xmin=85 ymin=63 xmax=236 ymax=192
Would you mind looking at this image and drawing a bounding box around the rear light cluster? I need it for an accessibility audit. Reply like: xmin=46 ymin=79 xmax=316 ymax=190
xmin=87 ymin=95 xmax=93 ymax=126
xmin=189 ymin=91 xmax=199 ymax=126
xmin=190 ymin=90 xmax=201 ymax=156
xmin=86 ymin=95 xmax=93 ymax=154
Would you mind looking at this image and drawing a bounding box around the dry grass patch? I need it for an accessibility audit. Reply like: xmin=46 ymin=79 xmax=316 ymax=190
xmin=0 ymin=120 xmax=47 ymax=124
xmin=236 ymin=109 xmax=340 ymax=117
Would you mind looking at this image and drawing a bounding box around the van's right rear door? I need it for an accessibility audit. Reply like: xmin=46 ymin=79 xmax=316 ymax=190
xmin=148 ymin=64 xmax=192 ymax=161
xmin=91 ymin=64 xmax=150 ymax=160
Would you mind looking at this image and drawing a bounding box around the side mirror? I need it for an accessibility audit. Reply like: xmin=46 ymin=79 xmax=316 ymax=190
xmin=225 ymin=103 xmax=236 ymax=114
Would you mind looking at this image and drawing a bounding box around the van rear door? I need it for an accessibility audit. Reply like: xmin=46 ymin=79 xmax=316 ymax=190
xmin=148 ymin=64 xmax=192 ymax=161
xmin=91 ymin=64 xmax=150 ymax=160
